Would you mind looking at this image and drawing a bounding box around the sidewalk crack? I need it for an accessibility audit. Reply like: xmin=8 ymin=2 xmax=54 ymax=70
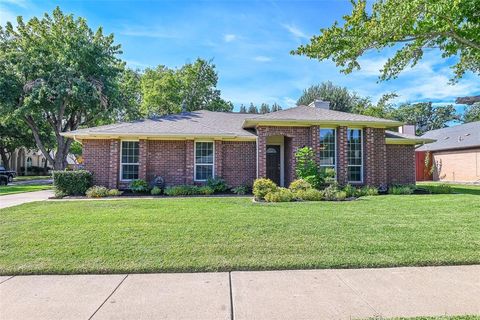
xmin=88 ymin=274 xmax=128 ymax=320
xmin=229 ymin=272 xmax=235 ymax=320
xmin=335 ymin=273 xmax=380 ymax=317
xmin=0 ymin=276 xmax=15 ymax=285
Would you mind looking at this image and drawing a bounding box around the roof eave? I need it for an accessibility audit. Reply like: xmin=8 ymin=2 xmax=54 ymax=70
xmin=60 ymin=132 xmax=257 ymax=142
xmin=386 ymin=137 xmax=436 ymax=145
xmin=242 ymin=119 xmax=404 ymax=129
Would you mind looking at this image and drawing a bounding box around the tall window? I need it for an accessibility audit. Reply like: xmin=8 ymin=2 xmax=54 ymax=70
xmin=347 ymin=129 xmax=363 ymax=183
xmin=195 ymin=141 xmax=214 ymax=181
xmin=121 ymin=141 xmax=139 ymax=180
xmin=319 ymin=128 xmax=336 ymax=174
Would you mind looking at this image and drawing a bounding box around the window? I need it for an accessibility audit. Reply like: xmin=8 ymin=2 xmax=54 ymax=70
xmin=347 ymin=129 xmax=363 ymax=183
xmin=26 ymin=157 xmax=32 ymax=168
xmin=121 ymin=141 xmax=139 ymax=180
xmin=319 ymin=128 xmax=336 ymax=174
xmin=195 ymin=141 xmax=214 ymax=181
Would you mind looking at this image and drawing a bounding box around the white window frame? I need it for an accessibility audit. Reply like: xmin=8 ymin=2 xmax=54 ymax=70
xmin=120 ymin=140 xmax=140 ymax=182
xmin=347 ymin=128 xmax=364 ymax=183
xmin=319 ymin=128 xmax=337 ymax=176
xmin=194 ymin=140 xmax=215 ymax=182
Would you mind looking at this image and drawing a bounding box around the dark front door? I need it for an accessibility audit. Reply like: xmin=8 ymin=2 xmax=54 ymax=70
xmin=266 ymin=145 xmax=281 ymax=185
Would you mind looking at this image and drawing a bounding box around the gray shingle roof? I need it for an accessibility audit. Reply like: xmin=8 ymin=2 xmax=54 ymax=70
xmin=416 ymin=121 xmax=480 ymax=152
xmin=65 ymin=106 xmax=422 ymax=142
xmin=385 ymin=130 xmax=435 ymax=144
xmin=65 ymin=111 xmax=256 ymax=138
xmin=243 ymin=105 xmax=403 ymax=126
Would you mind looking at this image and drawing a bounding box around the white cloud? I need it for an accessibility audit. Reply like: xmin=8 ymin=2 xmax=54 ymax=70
xmin=2 ymin=0 xmax=27 ymax=8
xmin=282 ymin=23 xmax=309 ymax=39
xmin=224 ymin=34 xmax=236 ymax=42
xmin=253 ymin=55 xmax=272 ymax=62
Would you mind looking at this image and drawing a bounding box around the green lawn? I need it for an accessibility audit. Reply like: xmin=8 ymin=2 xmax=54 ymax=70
xmin=417 ymin=182 xmax=480 ymax=195
xmin=367 ymin=316 xmax=480 ymax=320
xmin=0 ymin=184 xmax=52 ymax=196
xmin=1 ymin=195 xmax=479 ymax=275
xmin=14 ymin=175 xmax=51 ymax=182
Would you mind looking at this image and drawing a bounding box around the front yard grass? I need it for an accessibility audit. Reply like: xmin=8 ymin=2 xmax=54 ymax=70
xmin=0 ymin=195 xmax=479 ymax=275
xmin=14 ymin=175 xmax=51 ymax=182
xmin=417 ymin=182 xmax=480 ymax=195
xmin=0 ymin=184 xmax=52 ymax=196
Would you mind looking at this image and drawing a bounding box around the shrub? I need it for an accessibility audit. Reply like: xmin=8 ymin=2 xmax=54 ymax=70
xmin=86 ymin=186 xmax=109 ymax=198
xmin=343 ymin=184 xmax=356 ymax=198
xmin=198 ymin=186 xmax=214 ymax=195
xmin=108 ymin=189 xmax=123 ymax=196
xmin=231 ymin=185 xmax=250 ymax=195
xmin=52 ymin=170 xmax=93 ymax=196
xmin=164 ymin=185 xmax=204 ymax=196
xmin=289 ymin=179 xmax=312 ymax=193
xmin=150 ymin=186 xmax=162 ymax=195
xmin=253 ymin=178 xmax=278 ymax=200
xmin=322 ymin=183 xmax=340 ymax=201
xmin=130 ymin=179 xmax=150 ymax=193
xmin=206 ymin=177 xmax=229 ymax=193
xmin=334 ymin=191 xmax=347 ymax=201
xmin=294 ymin=188 xmax=323 ymax=201
xmin=54 ymin=189 xmax=68 ymax=199
xmin=360 ymin=186 xmax=379 ymax=196
xmin=294 ymin=147 xmax=324 ymax=189
xmin=425 ymin=184 xmax=453 ymax=194
xmin=264 ymin=187 xmax=294 ymax=202
xmin=389 ymin=185 xmax=414 ymax=195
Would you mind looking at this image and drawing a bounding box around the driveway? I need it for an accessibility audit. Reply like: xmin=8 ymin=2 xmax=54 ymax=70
xmin=0 ymin=190 xmax=54 ymax=209
xmin=0 ymin=265 xmax=479 ymax=320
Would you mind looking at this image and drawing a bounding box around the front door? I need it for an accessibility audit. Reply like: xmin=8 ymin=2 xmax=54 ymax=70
xmin=266 ymin=145 xmax=281 ymax=185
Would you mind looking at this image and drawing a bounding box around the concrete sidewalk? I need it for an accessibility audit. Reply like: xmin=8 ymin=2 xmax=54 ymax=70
xmin=0 ymin=190 xmax=54 ymax=209
xmin=1 ymin=265 xmax=479 ymax=320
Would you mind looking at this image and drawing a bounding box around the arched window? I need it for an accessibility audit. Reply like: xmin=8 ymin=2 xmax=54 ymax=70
xmin=26 ymin=157 xmax=33 ymax=168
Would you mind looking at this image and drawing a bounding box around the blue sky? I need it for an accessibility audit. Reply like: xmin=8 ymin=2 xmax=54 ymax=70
xmin=1 ymin=0 xmax=479 ymax=112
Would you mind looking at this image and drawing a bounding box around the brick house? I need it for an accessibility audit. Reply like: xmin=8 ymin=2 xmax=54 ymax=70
xmin=63 ymin=101 xmax=432 ymax=189
xmin=416 ymin=121 xmax=480 ymax=183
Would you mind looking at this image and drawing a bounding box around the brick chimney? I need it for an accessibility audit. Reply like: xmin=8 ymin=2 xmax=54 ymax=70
xmin=399 ymin=124 xmax=416 ymax=135
xmin=308 ymin=99 xmax=330 ymax=109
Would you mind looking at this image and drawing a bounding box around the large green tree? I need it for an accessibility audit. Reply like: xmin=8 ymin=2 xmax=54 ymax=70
xmin=0 ymin=8 xmax=134 ymax=169
xmin=293 ymin=0 xmax=480 ymax=81
xmin=140 ymin=59 xmax=233 ymax=116
xmin=390 ymin=102 xmax=459 ymax=134
xmin=297 ymin=81 xmax=363 ymax=112
xmin=463 ymin=103 xmax=480 ymax=122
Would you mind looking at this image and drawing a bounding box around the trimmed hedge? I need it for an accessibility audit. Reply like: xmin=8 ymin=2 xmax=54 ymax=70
xmin=52 ymin=170 xmax=93 ymax=196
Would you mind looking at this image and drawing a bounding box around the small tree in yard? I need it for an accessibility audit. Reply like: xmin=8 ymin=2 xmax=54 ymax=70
xmin=294 ymin=147 xmax=323 ymax=189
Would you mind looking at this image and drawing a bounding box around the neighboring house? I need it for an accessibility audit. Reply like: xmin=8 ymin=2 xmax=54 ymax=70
xmin=0 ymin=148 xmax=78 ymax=175
xmin=62 ymin=101 xmax=432 ymax=189
xmin=1 ymin=148 xmax=48 ymax=176
xmin=416 ymin=121 xmax=480 ymax=183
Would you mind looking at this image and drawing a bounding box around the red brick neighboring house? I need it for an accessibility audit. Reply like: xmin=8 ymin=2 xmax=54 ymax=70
xmin=63 ymin=101 xmax=432 ymax=189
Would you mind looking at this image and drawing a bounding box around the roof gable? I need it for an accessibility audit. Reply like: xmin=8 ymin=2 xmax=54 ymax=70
xmin=417 ymin=121 xmax=480 ymax=152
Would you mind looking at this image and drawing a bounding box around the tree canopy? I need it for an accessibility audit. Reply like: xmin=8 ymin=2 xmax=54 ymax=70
xmin=140 ymin=59 xmax=233 ymax=116
xmin=0 ymin=7 xmax=136 ymax=169
xmin=293 ymin=0 xmax=480 ymax=81
xmin=297 ymin=81 xmax=364 ymax=112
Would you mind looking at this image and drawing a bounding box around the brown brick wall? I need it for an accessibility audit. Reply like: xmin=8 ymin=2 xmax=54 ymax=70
xmin=336 ymin=126 xmax=348 ymax=185
xmin=82 ymin=130 xmax=413 ymax=189
xmin=221 ymin=141 xmax=257 ymax=187
xmin=146 ymin=140 xmax=187 ymax=186
xmin=364 ymin=128 xmax=387 ymax=186
xmin=386 ymin=144 xmax=416 ymax=185
xmin=83 ymin=139 xmax=112 ymax=187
